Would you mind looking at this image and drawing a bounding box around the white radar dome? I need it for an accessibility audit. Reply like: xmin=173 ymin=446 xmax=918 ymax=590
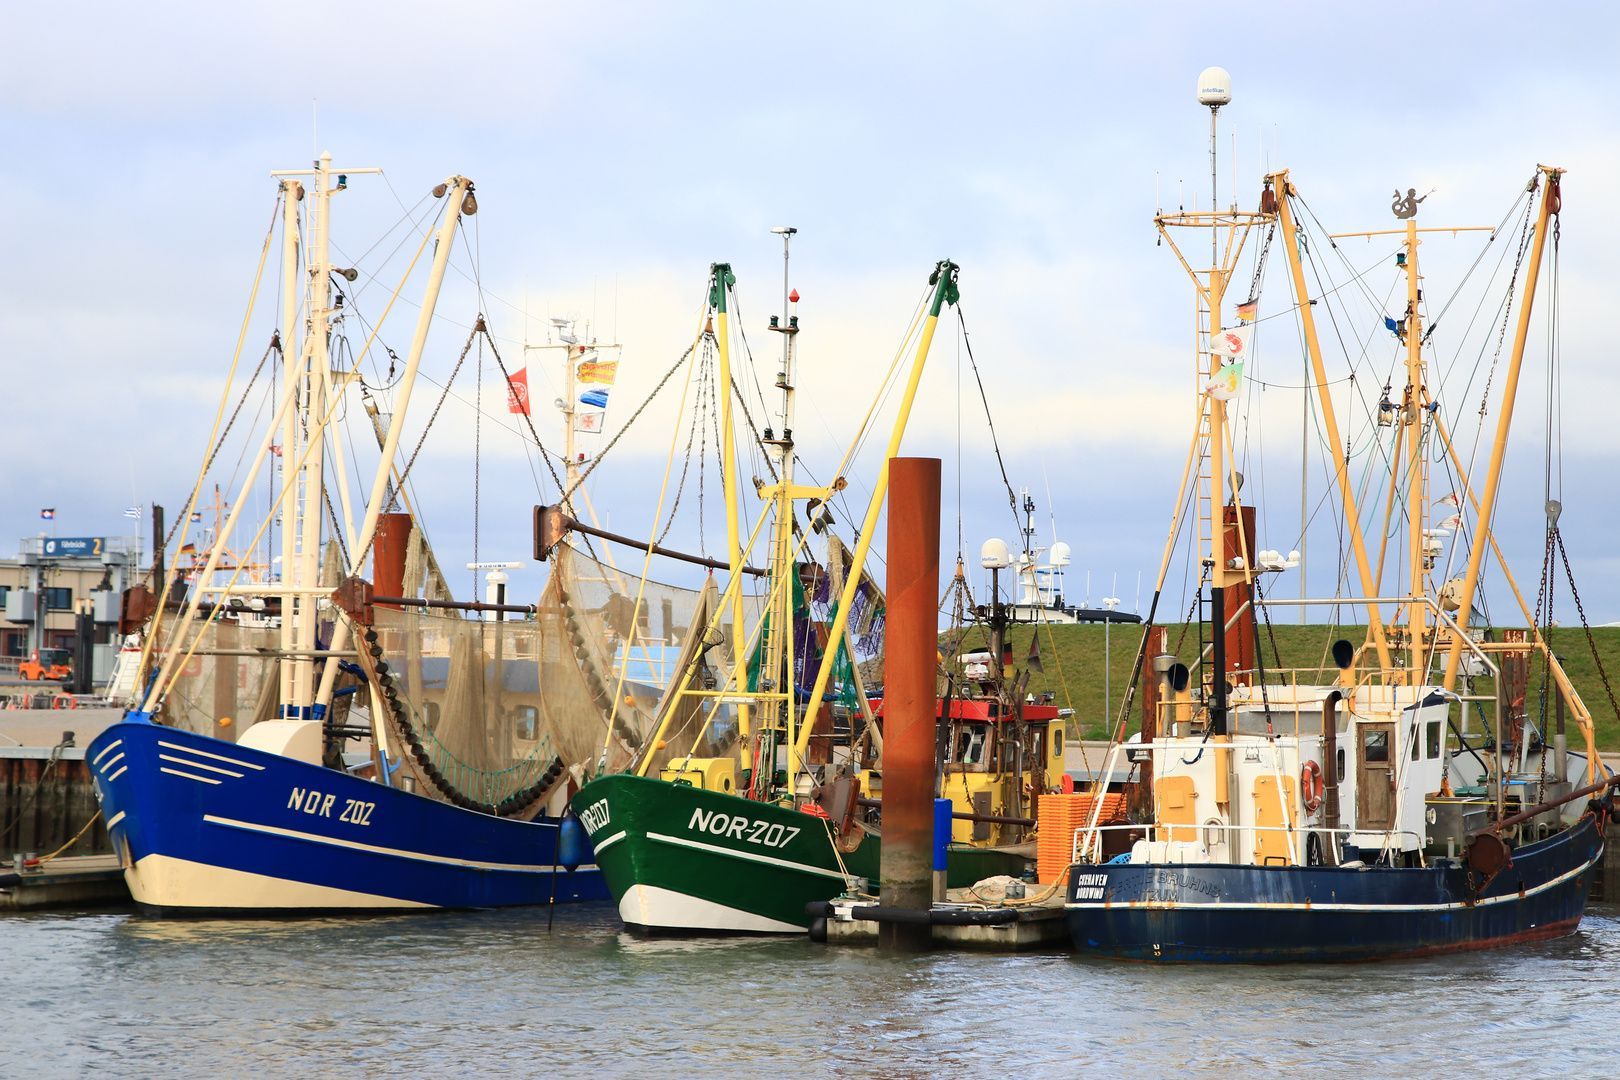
xmin=1196 ymin=67 xmax=1232 ymax=107
xmin=1049 ymin=541 xmax=1072 ymax=567
xmin=980 ymin=537 xmax=1011 ymax=570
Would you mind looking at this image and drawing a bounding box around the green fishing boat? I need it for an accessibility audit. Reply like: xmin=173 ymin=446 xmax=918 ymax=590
xmin=554 ymin=248 xmax=1055 ymax=933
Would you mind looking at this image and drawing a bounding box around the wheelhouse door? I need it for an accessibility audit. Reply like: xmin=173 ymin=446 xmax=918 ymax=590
xmin=1355 ymin=721 xmax=1395 ymax=831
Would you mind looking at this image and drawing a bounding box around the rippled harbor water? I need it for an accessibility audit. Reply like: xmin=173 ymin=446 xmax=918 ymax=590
xmin=7 ymin=901 xmax=1618 ymax=1076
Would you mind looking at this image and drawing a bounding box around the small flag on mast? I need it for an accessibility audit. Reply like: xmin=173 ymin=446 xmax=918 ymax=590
xmin=1210 ymin=324 xmax=1253 ymax=359
xmin=40 ymin=508 xmax=55 ymax=520
xmin=505 ymin=367 xmax=531 ymax=416
xmin=579 ymin=389 xmax=610 ymax=409
xmin=576 ymin=359 xmax=619 ymax=385
xmin=190 ymin=511 xmax=204 ymax=523
xmin=1235 ymin=297 xmax=1259 ymax=322
xmin=124 ymin=506 xmax=142 ymax=520
xmin=1205 ymin=361 xmax=1245 ymax=402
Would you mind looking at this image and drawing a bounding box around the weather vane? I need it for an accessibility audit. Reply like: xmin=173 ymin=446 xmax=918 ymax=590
xmin=1391 ymin=186 xmax=1434 ymax=220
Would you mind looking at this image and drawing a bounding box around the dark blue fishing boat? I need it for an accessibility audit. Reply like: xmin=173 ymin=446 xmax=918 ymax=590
xmin=1063 ymin=93 xmax=1610 ymax=962
xmin=1066 ymin=799 xmax=1607 ymax=962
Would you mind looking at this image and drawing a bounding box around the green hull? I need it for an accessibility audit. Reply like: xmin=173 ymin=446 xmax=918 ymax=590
xmin=571 ymin=774 xmax=1028 ymax=934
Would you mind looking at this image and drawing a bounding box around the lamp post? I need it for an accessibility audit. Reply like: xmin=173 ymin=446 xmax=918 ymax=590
xmin=1102 ymin=594 xmax=1121 ymax=730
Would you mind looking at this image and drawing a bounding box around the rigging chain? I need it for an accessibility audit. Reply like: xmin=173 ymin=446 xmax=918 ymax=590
xmin=161 ymin=336 xmax=277 ymax=555
xmin=1477 ymin=188 xmax=1539 ymax=419
xmin=390 ymin=322 xmax=480 ymax=508
xmin=656 ymin=342 xmax=714 ymax=547
xmin=1554 ymin=529 xmax=1620 ymax=725
xmin=956 ymin=306 xmax=1024 ymax=545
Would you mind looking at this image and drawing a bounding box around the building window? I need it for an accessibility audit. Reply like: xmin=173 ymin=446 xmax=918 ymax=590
xmin=44 ymin=587 xmax=73 ymax=611
xmin=0 ymin=585 xmax=9 ymax=606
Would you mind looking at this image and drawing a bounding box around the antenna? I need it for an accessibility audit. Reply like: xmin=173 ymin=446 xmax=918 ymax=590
xmin=1196 ymin=66 xmax=1232 ymax=265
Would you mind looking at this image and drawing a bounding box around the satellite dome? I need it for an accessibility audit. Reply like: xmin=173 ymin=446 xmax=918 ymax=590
xmin=1196 ymin=66 xmax=1232 ymax=107
xmin=980 ymin=537 xmax=1011 ymax=570
xmin=1049 ymin=541 xmax=1072 ymax=567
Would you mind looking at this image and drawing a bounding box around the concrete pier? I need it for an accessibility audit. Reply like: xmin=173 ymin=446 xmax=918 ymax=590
xmin=0 ymin=854 xmax=128 ymax=911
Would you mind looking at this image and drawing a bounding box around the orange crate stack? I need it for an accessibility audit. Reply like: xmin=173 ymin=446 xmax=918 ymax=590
xmin=1037 ymin=792 xmax=1127 ymax=884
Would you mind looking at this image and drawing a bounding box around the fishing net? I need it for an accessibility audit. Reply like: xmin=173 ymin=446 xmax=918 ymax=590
xmin=372 ymin=543 xmax=757 ymax=813
xmin=151 ymin=616 xmax=285 ymax=739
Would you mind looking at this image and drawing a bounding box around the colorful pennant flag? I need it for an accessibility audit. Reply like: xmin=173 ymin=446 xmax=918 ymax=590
xmin=575 ymin=413 xmax=604 ymax=433
xmin=505 ymin=367 xmax=531 ymax=416
xmin=580 ymin=388 xmax=610 ymax=409
xmin=39 ymin=508 xmax=55 ymax=520
xmin=190 ymin=511 xmax=204 ymax=523
xmin=576 ymin=359 xmax=618 ymax=385
xmin=1235 ymin=297 xmax=1258 ymax=322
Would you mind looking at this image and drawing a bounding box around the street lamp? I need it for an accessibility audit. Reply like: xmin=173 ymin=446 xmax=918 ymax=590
xmin=1102 ymin=594 xmax=1121 ymax=731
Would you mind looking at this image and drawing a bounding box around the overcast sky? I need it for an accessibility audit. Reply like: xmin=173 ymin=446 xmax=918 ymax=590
xmin=3 ymin=1 xmax=1616 ymax=625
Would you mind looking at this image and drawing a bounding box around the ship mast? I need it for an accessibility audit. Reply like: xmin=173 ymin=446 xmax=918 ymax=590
xmin=763 ymin=227 xmax=800 ymax=763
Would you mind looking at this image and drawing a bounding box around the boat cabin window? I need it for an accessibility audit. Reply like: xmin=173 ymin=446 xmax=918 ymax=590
xmin=955 ymin=724 xmax=990 ymax=767
xmin=1026 ymin=725 xmax=1046 ymax=766
xmin=513 ymin=705 xmax=539 ymax=742
xmin=1362 ymin=726 xmax=1389 ymax=764
xmin=1052 ymin=727 xmax=1064 ymax=756
xmin=1410 ymin=725 xmax=1420 ymax=761
xmin=1336 ymin=747 xmax=1346 ymax=784
xmin=1426 ymin=720 xmax=1441 ymax=759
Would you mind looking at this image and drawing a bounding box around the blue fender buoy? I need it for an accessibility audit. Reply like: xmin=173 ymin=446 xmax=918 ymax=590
xmin=558 ymin=813 xmax=591 ymax=871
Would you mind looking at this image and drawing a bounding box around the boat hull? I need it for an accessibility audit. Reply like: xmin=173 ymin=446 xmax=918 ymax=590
xmin=573 ymin=774 xmax=1027 ymax=934
xmin=1064 ymin=815 xmax=1604 ymax=962
xmin=87 ymin=721 xmax=608 ymax=914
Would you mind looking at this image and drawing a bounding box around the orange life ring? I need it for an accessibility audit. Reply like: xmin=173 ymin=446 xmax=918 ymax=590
xmin=1300 ymin=759 xmax=1325 ymax=812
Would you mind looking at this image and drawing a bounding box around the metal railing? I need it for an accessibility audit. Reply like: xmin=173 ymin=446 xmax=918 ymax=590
xmin=1072 ymin=821 xmax=1427 ymax=868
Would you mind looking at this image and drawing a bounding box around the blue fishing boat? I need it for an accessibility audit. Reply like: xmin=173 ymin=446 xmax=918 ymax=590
xmin=89 ymin=719 xmax=604 ymax=912
xmin=92 ymin=155 xmax=651 ymax=914
xmin=1064 ymin=72 xmax=1615 ymax=962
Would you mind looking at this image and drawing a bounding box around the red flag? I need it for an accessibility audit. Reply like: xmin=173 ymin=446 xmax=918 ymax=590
xmin=506 ymin=367 xmax=531 ymax=415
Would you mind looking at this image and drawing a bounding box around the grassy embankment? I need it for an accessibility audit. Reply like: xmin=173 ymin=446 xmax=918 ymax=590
xmin=944 ymin=622 xmax=1620 ymax=750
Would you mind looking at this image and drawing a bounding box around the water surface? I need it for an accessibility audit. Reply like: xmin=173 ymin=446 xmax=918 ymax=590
xmin=6 ymin=901 xmax=1616 ymax=1076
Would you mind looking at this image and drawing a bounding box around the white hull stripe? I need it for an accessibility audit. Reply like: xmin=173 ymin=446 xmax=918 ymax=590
xmin=158 ymin=753 xmax=243 ymax=779
xmin=92 ymin=739 xmax=123 ymax=766
xmin=1066 ymin=849 xmax=1603 ymax=914
xmin=202 ymin=814 xmax=570 ymax=873
xmin=98 ymin=752 xmax=126 ymax=775
xmin=647 ymin=831 xmax=847 ymax=881
xmin=158 ymin=739 xmax=264 ymax=772
xmin=619 ymin=883 xmax=802 ymax=934
xmin=106 ymin=810 xmax=127 ymax=829
xmin=161 ymin=766 xmax=222 ymax=785
xmin=593 ymin=830 xmax=626 ymax=855
xmin=127 ymin=852 xmax=433 ymax=910
xmin=105 ymin=765 xmax=128 ymax=782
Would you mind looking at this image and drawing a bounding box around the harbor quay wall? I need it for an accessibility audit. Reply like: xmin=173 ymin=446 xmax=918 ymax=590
xmin=0 ymin=752 xmax=111 ymax=861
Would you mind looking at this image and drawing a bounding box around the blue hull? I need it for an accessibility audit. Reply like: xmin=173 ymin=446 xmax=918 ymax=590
xmin=87 ymin=721 xmax=608 ymax=913
xmin=1065 ymin=815 xmax=1604 ymax=962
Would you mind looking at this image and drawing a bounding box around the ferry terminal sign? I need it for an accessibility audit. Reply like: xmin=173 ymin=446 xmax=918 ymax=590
xmin=42 ymin=537 xmax=106 ymax=558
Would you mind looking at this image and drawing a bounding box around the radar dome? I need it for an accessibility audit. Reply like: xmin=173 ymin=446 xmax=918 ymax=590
xmin=980 ymin=537 xmax=1011 ymax=570
xmin=1049 ymin=541 xmax=1072 ymax=567
xmin=1196 ymin=66 xmax=1232 ymax=107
